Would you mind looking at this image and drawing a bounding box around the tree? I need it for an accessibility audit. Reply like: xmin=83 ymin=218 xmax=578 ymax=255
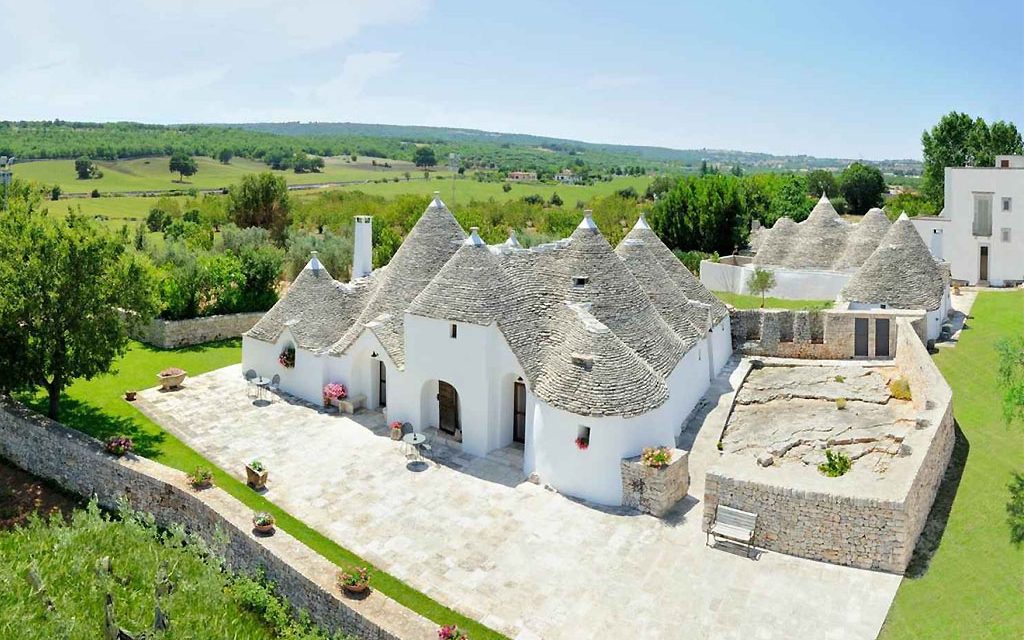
xmin=227 ymin=172 xmax=291 ymax=244
xmin=649 ymin=174 xmax=749 ymax=254
xmin=839 ymin=162 xmax=885 ymax=214
xmin=1008 ymin=473 xmax=1024 ymax=547
xmin=218 ymin=148 xmax=234 ymax=164
xmin=74 ymin=156 xmax=98 ymax=180
xmin=549 ymin=192 xmax=563 ymax=207
xmin=169 ymin=152 xmax=198 ymax=182
xmin=502 ymin=182 xmax=512 ymax=193
xmin=921 ymin=112 xmax=1023 ymax=205
xmin=413 ymin=146 xmax=437 ymax=168
xmin=0 ymin=206 xmax=158 ymax=419
xmin=806 ymin=169 xmax=838 ymax=198
xmin=730 ymin=164 xmax=743 ymax=177
xmin=50 ymin=185 xmax=61 ymax=201
xmin=747 ymin=267 xmax=776 ymax=307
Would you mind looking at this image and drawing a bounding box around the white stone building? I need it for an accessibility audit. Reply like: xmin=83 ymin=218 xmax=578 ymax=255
xmin=242 ymin=196 xmax=732 ymax=506
xmin=911 ymin=155 xmax=1024 ymax=286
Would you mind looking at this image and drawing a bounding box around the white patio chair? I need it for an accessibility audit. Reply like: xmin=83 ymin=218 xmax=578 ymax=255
xmin=244 ymin=369 xmax=257 ymax=397
xmin=268 ymin=374 xmax=281 ymax=400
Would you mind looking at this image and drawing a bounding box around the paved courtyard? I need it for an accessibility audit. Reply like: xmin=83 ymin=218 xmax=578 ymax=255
xmin=137 ymin=361 xmax=902 ymax=640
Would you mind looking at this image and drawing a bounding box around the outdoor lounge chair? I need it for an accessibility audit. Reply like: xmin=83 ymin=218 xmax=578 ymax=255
xmin=244 ymin=369 xmax=257 ymax=397
xmin=268 ymin=374 xmax=281 ymax=399
xmin=707 ymin=505 xmax=757 ymax=558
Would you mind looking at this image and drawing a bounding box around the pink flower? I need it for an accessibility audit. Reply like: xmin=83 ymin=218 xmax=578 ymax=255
xmin=322 ymin=383 xmax=348 ymax=401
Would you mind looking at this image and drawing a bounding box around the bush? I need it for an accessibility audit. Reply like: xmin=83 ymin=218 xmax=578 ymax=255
xmin=90 ymin=188 xmax=101 ymax=198
xmin=284 ymin=229 xmax=353 ymax=281
xmin=673 ymin=250 xmax=717 ymax=275
xmin=818 ymin=449 xmax=852 ymax=477
xmin=641 ymin=446 xmax=673 ymax=468
xmin=889 ymin=377 xmax=913 ymax=400
xmin=146 ymin=207 xmax=171 ymax=232
xmin=835 ymin=397 xmax=847 ymax=410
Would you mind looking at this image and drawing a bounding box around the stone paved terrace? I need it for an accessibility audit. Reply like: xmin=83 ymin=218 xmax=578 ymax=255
xmin=137 ymin=363 xmax=902 ymax=640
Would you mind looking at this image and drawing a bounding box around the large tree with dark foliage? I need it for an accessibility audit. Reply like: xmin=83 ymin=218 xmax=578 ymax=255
xmin=649 ymin=174 xmax=748 ymax=254
xmin=169 ymin=152 xmax=198 ymax=182
xmin=0 ymin=184 xmax=158 ymax=418
xmin=839 ymin=162 xmax=885 ymax=215
xmin=413 ymin=146 xmax=437 ymax=167
xmin=227 ymin=172 xmax=292 ymax=244
xmin=921 ymin=112 xmax=1023 ymax=205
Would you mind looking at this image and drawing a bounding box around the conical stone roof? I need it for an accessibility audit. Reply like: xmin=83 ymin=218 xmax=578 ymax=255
xmin=834 ymin=208 xmax=891 ymax=271
xmin=782 ymin=194 xmax=850 ymax=270
xmin=753 ymin=217 xmax=798 ymax=267
xmin=841 ymin=216 xmax=946 ymax=311
xmin=614 ymin=238 xmax=703 ymax=346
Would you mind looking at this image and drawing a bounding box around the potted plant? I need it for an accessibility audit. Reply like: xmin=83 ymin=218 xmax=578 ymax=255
xmin=640 ymin=446 xmax=672 ymax=469
xmin=337 ymin=567 xmax=370 ymax=596
xmin=124 ymin=390 xmax=137 ymax=401
xmin=252 ymin=511 xmax=276 ymax=534
xmin=105 ymin=436 xmax=134 ymax=457
xmin=438 ymin=625 xmax=469 ymax=639
xmin=574 ymin=436 xmax=589 ymax=451
xmin=278 ymin=347 xmax=296 ymax=369
xmin=246 ymin=459 xmax=268 ymax=490
xmin=157 ymin=367 xmax=187 ymax=390
xmin=322 ymin=382 xmax=348 ymax=408
xmin=389 ymin=421 xmax=404 ymax=441
xmin=187 ymin=466 xmax=213 ymax=489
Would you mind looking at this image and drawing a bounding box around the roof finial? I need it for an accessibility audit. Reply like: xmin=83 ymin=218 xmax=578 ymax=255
xmin=897 ymin=210 xmax=909 ymax=221
xmin=466 ymin=226 xmax=485 ymax=246
xmin=633 ymin=213 xmax=651 ymax=230
xmin=505 ymin=229 xmax=521 ymax=248
xmin=307 ymin=250 xmax=322 ymax=272
xmin=577 ymin=209 xmax=598 ymax=231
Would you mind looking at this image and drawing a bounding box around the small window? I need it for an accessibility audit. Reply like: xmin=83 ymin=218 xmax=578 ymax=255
xmin=572 ymin=276 xmax=588 ymax=287
xmin=575 ymin=426 xmax=591 ymax=450
xmin=1002 ymin=197 xmax=1012 ymax=212
xmin=1000 ymin=159 xmax=1010 ymax=168
xmin=449 ymin=323 xmax=457 ymax=339
xmin=1001 ymin=228 xmax=1011 ymax=243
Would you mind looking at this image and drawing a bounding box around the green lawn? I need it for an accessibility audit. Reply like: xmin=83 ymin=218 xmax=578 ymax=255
xmin=880 ymin=291 xmax=1024 ymax=640
xmin=13 ymin=156 xmax=432 ymax=194
xmin=18 ymin=340 xmax=504 ymax=640
xmin=312 ymin=174 xmax=651 ymax=202
xmin=712 ymin=291 xmax=834 ymax=311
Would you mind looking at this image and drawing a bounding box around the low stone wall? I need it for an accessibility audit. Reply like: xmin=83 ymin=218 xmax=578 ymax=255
xmin=132 ymin=312 xmax=264 ymax=349
xmin=0 ymin=397 xmax=435 ymax=640
xmin=703 ymin=320 xmax=955 ymax=573
xmin=620 ymin=449 xmax=689 ymax=517
xmin=731 ymin=308 xmax=927 ymax=360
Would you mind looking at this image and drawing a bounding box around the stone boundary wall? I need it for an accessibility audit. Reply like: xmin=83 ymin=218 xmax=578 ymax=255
xmin=0 ymin=397 xmax=436 ymax=640
xmin=620 ymin=448 xmax=689 ymax=517
xmin=131 ymin=312 xmax=264 ymax=349
xmin=730 ymin=308 xmax=926 ymax=360
xmin=703 ymin=320 xmax=955 ymax=573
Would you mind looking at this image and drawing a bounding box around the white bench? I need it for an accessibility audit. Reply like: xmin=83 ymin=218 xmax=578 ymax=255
xmin=707 ymin=505 xmax=757 ymax=557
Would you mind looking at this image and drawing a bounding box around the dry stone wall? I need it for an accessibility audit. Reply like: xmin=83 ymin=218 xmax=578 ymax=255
xmin=620 ymin=449 xmax=689 ymax=517
xmin=704 ymin=318 xmax=954 ymax=573
xmin=0 ymin=397 xmax=435 ymax=640
xmin=132 ymin=312 xmax=264 ymax=349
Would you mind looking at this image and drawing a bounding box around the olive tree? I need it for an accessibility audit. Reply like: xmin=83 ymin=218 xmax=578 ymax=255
xmin=747 ymin=267 xmax=777 ymax=308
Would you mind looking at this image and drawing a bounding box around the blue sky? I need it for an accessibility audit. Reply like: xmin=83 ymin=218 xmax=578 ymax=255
xmin=1 ymin=0 xmax=1021 ymax=159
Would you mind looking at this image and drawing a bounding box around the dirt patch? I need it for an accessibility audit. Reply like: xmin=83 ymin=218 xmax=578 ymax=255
xmin=0 ymin=457 xmax=80 ymax=530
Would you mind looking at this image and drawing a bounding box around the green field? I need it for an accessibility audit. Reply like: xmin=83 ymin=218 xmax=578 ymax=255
xmin=14 ymin=155 xmax=439 ymax=194
xmin=712 ymin=291 xmax=834 ymax=310
xmin=17 ymin=341 xmax=505 ymax=640
xmin=880 ymin=291 xmax=1024 ymax=640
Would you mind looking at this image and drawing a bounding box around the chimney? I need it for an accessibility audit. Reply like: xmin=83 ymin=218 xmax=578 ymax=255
xmin=353 ymin=215 xmax=373 ymax=278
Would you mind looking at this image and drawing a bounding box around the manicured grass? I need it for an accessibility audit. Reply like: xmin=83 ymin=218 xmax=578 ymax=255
xmin=313 ymin=174 xmax=650 ymax=202
xmin=712 ymin=291 xmax=834 ymax=311
xmin=13 ymin=156 xmax=431 ymax=194
xmin=19 ymin=340 xmax=505 ymax=640
xmin=879 ymin=291 xmax=1024 ymax=640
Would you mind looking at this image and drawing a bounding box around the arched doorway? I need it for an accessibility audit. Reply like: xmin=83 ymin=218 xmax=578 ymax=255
xmin=438 ymin=381 xmax=460 ymax=435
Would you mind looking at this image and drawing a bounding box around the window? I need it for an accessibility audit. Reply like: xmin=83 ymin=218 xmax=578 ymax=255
xmin=1002 ymin=197 xmax=1012 ymax=212
xmin=575 ymin=426 xmax=591 ymax=450
xmin=449 ymin=323 xmax=457 ymax=339
xmin=1002 ymin=228 xmax=1012 ymax=243
xmin=572 ymin=276 xmax=588 ymax=287
xmin=1000 ymin=159 xmax=1010 ymax=168
xmin=973 ymin=194 xmax=993 ymax=236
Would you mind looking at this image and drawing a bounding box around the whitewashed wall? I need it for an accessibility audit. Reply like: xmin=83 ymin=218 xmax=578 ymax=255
xmin=241 ymin=332 xmax=325 ymax=402
xmin=700 ymin=260 xmax=851 ymax=300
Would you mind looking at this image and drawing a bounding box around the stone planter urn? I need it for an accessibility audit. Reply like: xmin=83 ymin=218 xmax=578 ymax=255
xmin=246 ymin=465 xmax=268 ymax=490
xmin=157 ymin=369 xmax=187 ymax=390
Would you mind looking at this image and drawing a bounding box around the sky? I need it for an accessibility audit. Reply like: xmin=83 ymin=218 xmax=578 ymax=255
xmin=1 ymin=0 xmax=1021 ymax=160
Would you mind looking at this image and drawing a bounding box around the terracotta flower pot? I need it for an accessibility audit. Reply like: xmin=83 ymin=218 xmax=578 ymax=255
xmin=124 ymin=391 xmax=137 ymax=401
xmin=342 ymin=582 xmax=368 ymax=595
xmin=390 ymin=428 xmax=403 ymax=441
xmin=254 ymin=523 xmax=275 ymax=535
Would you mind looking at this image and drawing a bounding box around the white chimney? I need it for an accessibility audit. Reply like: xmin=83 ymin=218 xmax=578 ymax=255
xmin=353 ymin=215 xmax=373 ymax=278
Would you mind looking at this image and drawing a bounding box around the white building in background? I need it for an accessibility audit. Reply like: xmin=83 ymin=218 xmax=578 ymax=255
xmin=911 ymin=155 xmax=1024 ymax=286
xmin=242 ymin=195 xmax=732 ymax=506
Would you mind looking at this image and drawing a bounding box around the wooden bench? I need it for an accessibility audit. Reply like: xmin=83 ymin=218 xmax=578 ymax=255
xmin=707 ymin=505 xmax=757 ymax=557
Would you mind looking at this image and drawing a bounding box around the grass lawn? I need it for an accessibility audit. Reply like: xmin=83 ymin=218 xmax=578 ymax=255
xmin=879 ymin=290 xmax=1024 ymax=640
xmin=712 ymin=291 xmax=834 ymax=311
xmin=18 ymin=340 xmax=504 ymax=640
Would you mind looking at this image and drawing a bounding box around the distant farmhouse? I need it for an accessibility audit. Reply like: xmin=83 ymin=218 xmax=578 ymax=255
xmin=911 ymin=155 xmax=1024 ymax=286
xmin=554 ymin=168 xmax=578 ymax=184
xmin=506 ymin=170 xmax=537 ymax=182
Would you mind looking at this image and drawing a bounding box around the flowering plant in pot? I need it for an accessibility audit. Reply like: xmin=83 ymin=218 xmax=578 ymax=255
xmin=105 ymin=436 xmax=135 ymax=457
xmin=337 ymin=567 xmax=370 ymax=595
xmin=389 ymin=421 xmax=404 ymax=441
xmin=574 ymin=436 xmax=589 ymax=451
xmin=246 ymin=459 xmax=268 ymax=490
xmin=252 ymin=511 xmax=276 ymax=534
xmin=641 ymin=446 xmax=672 ymax=469
xmin=187 ymin=466 xmax=214 ymax=489
xmin=438 ymin=625 xmax=469 ymax=640
xmin=124 ymin=390 xmax=137 ymax=401
xmin=278 ymin=347 xmax=295 ymax=368
xmin=322 ymin=382 xmax=347 ymax=407
xmin=157 ymin=367 xmax=187 ymax=390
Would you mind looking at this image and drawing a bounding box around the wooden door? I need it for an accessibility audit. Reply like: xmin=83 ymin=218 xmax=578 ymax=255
xmin=875 ymin=319 xmax=890 ymax=357
xmin=980 ymin=246 xmax=989 ymax=281
xmin=378 ymin=361 xmax=387 ymax=407
xmin=438 ymin=381 xmax=459 ymax=435
xmin=513 ymin=380 xmax=526 ymax=444
xmin=854 ymin=318 xmax=869 ymax=357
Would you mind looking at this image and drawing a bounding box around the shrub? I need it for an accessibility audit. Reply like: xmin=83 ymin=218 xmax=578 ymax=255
xmin=90 ymin=188 xmax=101 ymax=198
xmin=818 ymin=449 xmax=852 ymax=477
xmin=146 ymin=207 xmax=171 ymax=232
xmin=105 ymin=435 xmax=135 ymax=456
xmin=336 ymin=567 xmax=369 ymax=590
xmin=834 ymin=375 xmax=845 ymax=383
xmin=252 ymin=512 xmax=275 ymax=527
xmin=187 ymin=466 xmax=213 ymax=488
xmin=641 ymin=446 xmax=673 ymax=468
xmin=248 ymin=459 xmax=266 ymax=472
xmin=889 ymin=377 xmax=913 ymax=400
xmin=438 ymin=625 xmax=469 ymax=640
xmin=835 ymin=397 xmax=847 ymax=410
